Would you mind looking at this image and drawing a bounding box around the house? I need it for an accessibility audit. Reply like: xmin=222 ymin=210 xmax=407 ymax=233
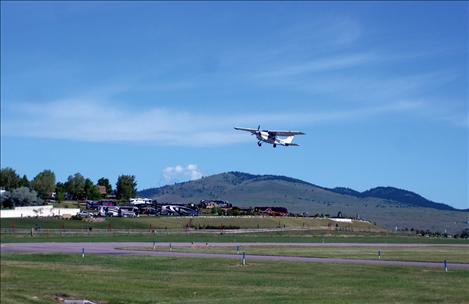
xmin=97 ymin=186 xmax=107 ymax=196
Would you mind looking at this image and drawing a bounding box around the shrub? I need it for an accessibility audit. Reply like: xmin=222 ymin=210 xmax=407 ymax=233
xmin=0 ymin=187 xmax=43 ymax=208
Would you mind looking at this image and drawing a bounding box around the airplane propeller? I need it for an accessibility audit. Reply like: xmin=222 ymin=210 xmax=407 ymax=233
xmin=252 ymin=125 xmax=261 ymax=135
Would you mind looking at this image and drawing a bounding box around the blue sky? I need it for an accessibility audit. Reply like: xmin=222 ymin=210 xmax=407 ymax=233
xmin=1 ymin=2 xmax=468 ymax=209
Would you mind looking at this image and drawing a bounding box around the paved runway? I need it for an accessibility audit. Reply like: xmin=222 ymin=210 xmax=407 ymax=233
xmin=2 ymin=242 xmax=469 ymax=270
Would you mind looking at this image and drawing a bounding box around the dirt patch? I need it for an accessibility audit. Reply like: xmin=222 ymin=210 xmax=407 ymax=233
xmin=83 ymin=217 xmax=105 ymax=223
xmin=49 ymin=293 xmax=108 ymax=304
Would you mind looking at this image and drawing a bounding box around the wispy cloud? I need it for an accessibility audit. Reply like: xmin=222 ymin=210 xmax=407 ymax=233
xmin=253 ymin=64 xmax=460 ymax=109
xmin=220 ymin=16 xmax=363 ymax=71
xmin=272 ymin=17 xmax=363 ymax=55
xmin=255 ymin=53 xmax=376 ymax=78
xmin=238 ymin=17 xmax=464 ymax=124
xmin=2 ymin=8 xmax=461 ymax=148
xmin=163 ymin=164 xmax=203 ymax=183
xmin=410 ymin=99 xmax=469 ymax=128
xmin=2 ymin=98 xmax=426 ymax=146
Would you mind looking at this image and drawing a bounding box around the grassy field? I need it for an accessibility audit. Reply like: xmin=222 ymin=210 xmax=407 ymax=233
xmin=124 ymin=245 xmax=469 ymax=263
xmin=1 ymin=253 xmax=468 ymax=304
xmin=2 ymin=229 xmax=469 ymax=244
xmin=1 ymin=216 xmax=382 ymax=231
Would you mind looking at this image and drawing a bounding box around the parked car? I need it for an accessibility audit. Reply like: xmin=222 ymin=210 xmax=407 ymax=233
xmin=120 ymin=209 xmax=137 ymax=218
xmin=78 ymin=210 xmax=94 ymax=218
xmin=120 ymin=206 xmax=139 ymax=218
xmin=104 ymin=207 xmax=119 ymax=217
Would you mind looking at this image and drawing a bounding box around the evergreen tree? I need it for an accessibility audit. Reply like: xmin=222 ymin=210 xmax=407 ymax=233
xmin=19 ymin=174 xmax=30 ymax=188
xmin=0 ymin=167 xmax=20 ymax=190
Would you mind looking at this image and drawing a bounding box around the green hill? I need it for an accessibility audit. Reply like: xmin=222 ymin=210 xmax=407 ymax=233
xmin=139 ymin=172 xmax=469 ymax=234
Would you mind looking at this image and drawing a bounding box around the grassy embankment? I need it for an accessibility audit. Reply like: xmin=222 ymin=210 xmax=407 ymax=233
xmin=1 ymin=253 xmax=468 ymax=304
xmin=0 ymin=216 xmax=379 ymax=230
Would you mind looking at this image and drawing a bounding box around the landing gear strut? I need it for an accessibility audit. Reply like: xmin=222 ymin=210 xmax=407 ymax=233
xmin=257 ymin=142 xmax=262 ymax=147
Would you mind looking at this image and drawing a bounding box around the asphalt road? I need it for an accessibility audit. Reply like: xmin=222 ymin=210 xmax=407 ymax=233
xmin=2 ymin=242 xmax=469 ymax=270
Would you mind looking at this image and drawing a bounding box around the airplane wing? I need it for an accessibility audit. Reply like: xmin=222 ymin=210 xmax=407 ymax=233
xmin=234 ymin=127 xmax=258 ymax=134
xmin=267 ymin=130 xmax=305 ymax=136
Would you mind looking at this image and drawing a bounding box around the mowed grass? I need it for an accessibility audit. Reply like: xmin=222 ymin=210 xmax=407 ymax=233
xmin=129 ymin=245 xmax=469 ymax=263
xmin=1 ymin=253 xmax=468 ymax=304
xmin=2 ymin=230 xmax=469 ymax=244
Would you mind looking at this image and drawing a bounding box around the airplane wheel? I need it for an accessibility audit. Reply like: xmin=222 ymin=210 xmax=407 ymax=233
xmin=273 ymin=144 xmax=277 ymax=148
xmin=257 ymin=142 xmax=262 ymax=147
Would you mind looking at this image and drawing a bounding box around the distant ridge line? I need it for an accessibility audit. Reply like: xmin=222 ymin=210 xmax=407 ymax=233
xmin=139 ymin=171 xmax=463 ymax=212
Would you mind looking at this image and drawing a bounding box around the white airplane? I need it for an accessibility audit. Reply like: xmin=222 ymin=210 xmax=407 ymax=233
xmin=234 ymin=125 xmax=305 ymax=148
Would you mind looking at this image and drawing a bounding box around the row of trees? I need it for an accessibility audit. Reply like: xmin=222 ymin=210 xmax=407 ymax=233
xmin=0 ymin=168 xmax=137 ymax=208
xmin=414 ymin=228 xmax=469 ymax=239
xmin=1 ymin=168 xmax=56 ymax=202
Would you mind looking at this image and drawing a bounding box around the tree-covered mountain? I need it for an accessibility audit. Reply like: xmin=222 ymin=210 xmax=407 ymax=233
xmin=329 ymin=186 xmax=457 ymax=211
xmin=328 ymin=187 xmax=363 ymax=198
xmin=139 ymin=171 xmax=468 ymax=233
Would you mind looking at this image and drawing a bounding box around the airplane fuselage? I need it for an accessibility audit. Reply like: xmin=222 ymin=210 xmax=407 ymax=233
xmin=256 ymin=132 xmax=292 ymax=147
